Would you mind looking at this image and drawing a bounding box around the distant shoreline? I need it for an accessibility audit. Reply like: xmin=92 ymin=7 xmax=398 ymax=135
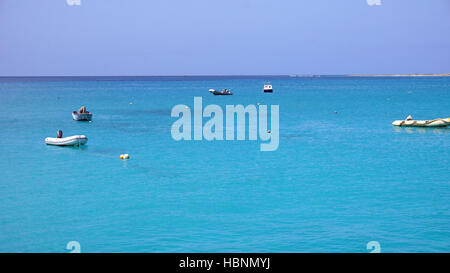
xmin=349 ymin=73 xmax=450 ymax=77
xmin=1 ymin=74 xmax=450 ymax=80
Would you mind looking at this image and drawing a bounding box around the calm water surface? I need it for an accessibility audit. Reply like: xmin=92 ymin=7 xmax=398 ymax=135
xmin=0 ymin=76 xmax=449 ymax=252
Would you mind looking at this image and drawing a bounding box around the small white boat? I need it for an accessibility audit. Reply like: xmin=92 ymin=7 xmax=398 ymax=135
xmin=72 ymin=111 xmax=92 ymax=121
xmin=263 ymin=82 xmax=273 ymax=93
xmin=72 ymin=106 xmax=92 ymax=121
xmin=392 ymin=117 xmax=450 ymax=127
xmin=45 ymin=135 xmax=88 ymax=146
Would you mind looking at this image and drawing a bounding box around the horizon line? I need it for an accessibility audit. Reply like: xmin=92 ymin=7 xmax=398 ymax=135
xmin=1 ymin=73 xmax=450 ymax=78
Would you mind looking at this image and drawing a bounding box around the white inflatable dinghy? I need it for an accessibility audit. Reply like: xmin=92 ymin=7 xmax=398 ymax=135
xmin=392 ymin=117 xmax=450 ymax=127
xmin=45 ymin=135 xmax=88 ymax=146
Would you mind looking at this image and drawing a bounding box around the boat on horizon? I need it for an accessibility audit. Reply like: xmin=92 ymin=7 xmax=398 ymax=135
xmin=263 ymin=82 xmax=273 ymax=93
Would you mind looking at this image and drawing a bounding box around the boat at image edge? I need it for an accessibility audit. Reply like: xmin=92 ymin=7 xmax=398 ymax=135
xmin=392 ymin=117 xmax=450 ymax=127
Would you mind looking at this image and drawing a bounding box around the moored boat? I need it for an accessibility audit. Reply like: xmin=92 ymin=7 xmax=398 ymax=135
xmin=263 ymin=82 xmax=273 ymax=93
xmin=45 ymin=135 xmax=88 ymax=146
xmin=392 ymin=116 xmax=450 ymax=127
xmin=209 ymin=89 xmax=233 ymax=95
xmin=72 ymin=106 xmax=93 ymax=121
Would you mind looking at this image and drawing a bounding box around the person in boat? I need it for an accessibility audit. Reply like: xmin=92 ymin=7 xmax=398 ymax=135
xmin=57 ymin=130 xmax=63 ymax=138
xmin=406 ymin=115 xmax=413 ymax=121
xmin=79 ymin=106 xmax=86 ymax=113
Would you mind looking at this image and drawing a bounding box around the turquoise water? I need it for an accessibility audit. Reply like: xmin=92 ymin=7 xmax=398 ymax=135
xmin=0 ymin=76 xmax=449 ymax=253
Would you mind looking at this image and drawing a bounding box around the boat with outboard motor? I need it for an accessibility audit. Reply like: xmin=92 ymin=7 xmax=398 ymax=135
xmin=45 ymin=130 xmax=88 ymax=146
xmin=45 ymin=135 xmax=88 ymax=146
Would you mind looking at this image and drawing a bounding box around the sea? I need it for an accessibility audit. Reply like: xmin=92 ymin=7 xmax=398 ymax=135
xmin=0 ymin=76 xmax=448 ymax=252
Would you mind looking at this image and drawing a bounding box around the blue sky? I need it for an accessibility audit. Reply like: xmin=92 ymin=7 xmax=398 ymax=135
xmin=0 ymin=0 xmax=449 ymax=76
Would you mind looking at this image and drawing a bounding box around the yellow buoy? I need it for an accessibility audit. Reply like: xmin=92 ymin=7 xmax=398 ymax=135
xmin=120 ymin=154 xmax=130 ymax=159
